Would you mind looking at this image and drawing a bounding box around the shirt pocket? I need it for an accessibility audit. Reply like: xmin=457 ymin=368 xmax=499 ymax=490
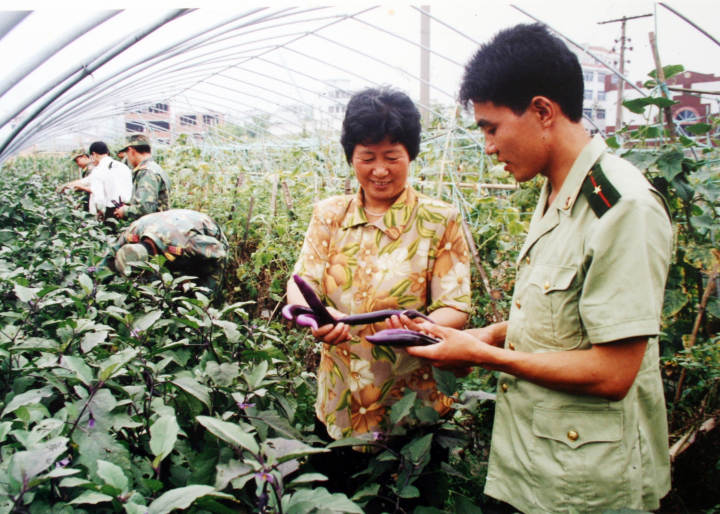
xmin=530 ymin=406 xmax=629 ymax=507
xmin=521 ymin=264 xmax=582 ymax=350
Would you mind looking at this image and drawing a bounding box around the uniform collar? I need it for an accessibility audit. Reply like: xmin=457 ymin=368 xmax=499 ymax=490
xmin=547 ymin=134 xmax=607 ymax=216
xmin=133 ymin=157 xmax=152 ymax=172
xmin=342 ymin=186 xmax=418 ymax=240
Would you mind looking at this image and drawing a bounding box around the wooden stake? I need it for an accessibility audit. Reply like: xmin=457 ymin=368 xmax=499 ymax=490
xmin=242 ymin=196 xmax=254 ymax=247
xmin=270 ymin=176 xmax=278 ymax=219
xmin=649 ymin=31 xmax=677 ymax=141
xmin=281 ymin=180 xmax=294 ymax=211
xmin=461 ymin=217 xmax=503 ymax=323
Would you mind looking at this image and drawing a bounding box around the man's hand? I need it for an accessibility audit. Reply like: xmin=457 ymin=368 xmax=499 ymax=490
xmin=387 ymin=314 xmax=491 ymax=369
xmin=114 ymin=205 xmax=126 ymax=219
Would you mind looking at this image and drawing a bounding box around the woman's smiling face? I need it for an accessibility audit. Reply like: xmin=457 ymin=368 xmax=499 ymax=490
xmin=352 ymin=137 xmax=410 ymax=210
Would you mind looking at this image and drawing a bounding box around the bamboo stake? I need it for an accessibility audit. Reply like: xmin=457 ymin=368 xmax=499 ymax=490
xmin=673 ymin=269 xmax=718 ymax=404
xmin=649 ymin=31 xmax=677 ymax=142
xmin=242 ymin=196 xmax=255 ymax=248
xmin=461 ymin=218 xmax=503 ymax=323
xmin=281 ymin=180 xmax=294 ymax=211
xmin=270 ymin=175 xmax=278 ymax=219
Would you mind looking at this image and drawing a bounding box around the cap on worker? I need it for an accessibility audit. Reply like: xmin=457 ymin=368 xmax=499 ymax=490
xmin=71 ymin=149 xmax=88 ymax=160
xmin=114 ymin=243 xmax=149 ymax=276
xmin=118 ymin=133 xmax=151 ymax=153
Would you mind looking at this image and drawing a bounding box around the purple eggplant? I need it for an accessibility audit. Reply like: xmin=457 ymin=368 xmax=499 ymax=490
xmin=293 ymin=274 xmax=336 ymax=326
xmin=365 ymin=328 xmax=440 ymax=347
xmin=286 ymin=275 xmax=436 ymax=330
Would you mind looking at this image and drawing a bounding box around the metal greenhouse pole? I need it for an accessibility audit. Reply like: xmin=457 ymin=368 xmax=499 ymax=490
xmin=0 ymin=11 xmax=30 ymax=40
xmin=0 ymin=10 xmax=121 ymax=99
xmin=0 ymin=9 xmax=191 ymax=161
xmin=6 ymin=7 xmax=302 ymax=153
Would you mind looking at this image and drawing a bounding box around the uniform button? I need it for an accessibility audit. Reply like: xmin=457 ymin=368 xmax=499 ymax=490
xmin=501 ymin=383 xmax=508 ymax=393
xmin=508 ymin=343 xmax=515 ymax=350
xmin=515 ymin=300 xmax=521 ymax=309
xmin=567 ymin=430 xmax=579 ymax=441
xmin=524 ymin=256 xmax=530 ymax=265
xmin=543 ymin=281 xmax=550 ymax=291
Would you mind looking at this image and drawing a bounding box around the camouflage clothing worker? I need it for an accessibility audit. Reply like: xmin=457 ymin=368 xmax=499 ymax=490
xmin=106 ymin=209 xmax=228 ymax=299
xmin=124 ymin=157 xmax=171 ymax=221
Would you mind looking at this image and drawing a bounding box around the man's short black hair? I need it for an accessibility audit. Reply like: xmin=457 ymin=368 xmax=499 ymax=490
xmin=340 ymin=87 xmax=421 ymax=163
xmin=88 ymin=141 xmax=109 ymax=155
xmin=459 ymin=23 xmax=583 ymax=122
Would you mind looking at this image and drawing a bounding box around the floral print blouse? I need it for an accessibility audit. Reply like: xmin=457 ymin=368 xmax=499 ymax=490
xmin=292 ymin=186 xmax=472 ymax=439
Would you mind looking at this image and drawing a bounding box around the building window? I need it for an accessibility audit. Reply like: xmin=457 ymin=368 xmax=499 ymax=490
xmin=149 ymin=121 xmax=170 ymax=131
xmin=149 ymin=103 xmax=168 ymax=113
xmin=584 ymin=71 xmax=594 ymax=82
xmin=596 ymin=109 xmax=606 ymax=120
xmin=126 ymin=122 xmax=144 ymax=133
xmin=584 ymin=89 xmax=593 ymax=100
xmin=180 ymin=114 xmax=197 ymax=126
xmin=597 ymin=91 xmax=606 ymax=101
xmin=203 ymin=114 xmax=218 ymax=126
xmin=583 ymin=108 xmax=593 ymax=118
xmin=597 ymin=72 xmax=606 ymax=82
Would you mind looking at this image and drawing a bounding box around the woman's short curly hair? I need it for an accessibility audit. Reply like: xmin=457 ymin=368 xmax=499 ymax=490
xmin=340 ymin=87 xmax=421 ymax=163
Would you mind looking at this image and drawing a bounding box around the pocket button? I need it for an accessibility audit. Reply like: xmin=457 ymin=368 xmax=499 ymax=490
xmin=567 ymin=430 xmax=579 ymax=441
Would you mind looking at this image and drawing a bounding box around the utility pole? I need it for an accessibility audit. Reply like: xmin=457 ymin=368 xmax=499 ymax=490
xmin=598 ymin=13 xmax=652 ymax=132
xmin=420 ymin=5 xmax=430 ymax=124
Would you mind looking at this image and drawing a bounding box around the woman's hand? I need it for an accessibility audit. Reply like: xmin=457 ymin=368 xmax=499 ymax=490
xmin=311 ymin=306 xmax=351 ymax=345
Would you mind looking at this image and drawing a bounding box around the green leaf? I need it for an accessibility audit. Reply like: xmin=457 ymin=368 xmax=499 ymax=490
xmin=286 ymin=472 xmax=328 ymax=487
xmin=13 ymin=283 xmax=39 ymax=303
xmin=150 ymin=415 xmax=179 ymax=468
xmin=390 ymin=390 xmax=417 ymax=425
xmin=81 ymin=331 xmax=108 ymax=353
xmin=264 ymin=437 xmax=328 ymax=464
xmin=432 ymin=368 xmax=457 ymax=396
xmin=454 ymin=493 xmax=485 ymax=513
xmin=97 ymin=459 xmax=129 ymax=493
xmin=78 ymin=273 xmax=93 ymax=296
xmin=133 ymin=310 xmax=163 ymax=332
xmin=9 ymin=437 xmax=68 ymax=484
xmin=282 ymin=488 xmax=363 ymax=514
xmin=98 ymin=348 xmax=138 ymax=382
xmin=2 ymin=387 xmax=53 ymax=417
xmin=649 ymin=64 xmax=684 ymax=80
xmin=706 ymin=298 xmax=720 ymax=320
xmin=398 ymin=485 xmax=420 ymax=498
xmin=69 ymin=491 xmax=114 ymax=505
xmin=0 ymin=421 xmax=12 ymax=443
xmin=656 ymin=150 xmax=685 ymax=182
xmin=623 ymin=96 xmax=677 ymax=114
xmin=663 ymin=288 xmax=689 ymax=318
xmin=148 ymin=485 xmax=231 ymax=514
xmin=246 ymin=360 xmax=269 ymax=390
xmin=60 ymin=355 xmax=94 ymax=386
xmin=196 ymin=416 xmax=259 ymax=454
xmin=683 ymin=123 xmax=712 ymax=135
xmin=171 ymin=376 xmax=211 ymax=408
xmin=401 ymin=433 xmax=433 ymax=463
xmin=252 ymin=410 xmax=303 ymax=439
xmin=214 ymin=459 xmax=252 ymax=491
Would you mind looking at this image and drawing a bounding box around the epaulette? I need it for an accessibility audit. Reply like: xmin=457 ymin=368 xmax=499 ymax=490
xmin=581 ymin=162 xmax=621 ymax=217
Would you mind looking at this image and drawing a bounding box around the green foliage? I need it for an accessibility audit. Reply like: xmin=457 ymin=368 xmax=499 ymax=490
xmin=614 ymin=67 xmax=720 ymax=435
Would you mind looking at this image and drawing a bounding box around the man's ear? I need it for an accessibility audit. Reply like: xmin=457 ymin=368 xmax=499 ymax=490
xmin=529 ymin=96 xmax=556 ymax=128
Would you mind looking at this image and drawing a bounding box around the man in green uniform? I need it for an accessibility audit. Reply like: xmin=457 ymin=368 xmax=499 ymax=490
xmin=114 ymin=134 xmax=171 ymax=221
xmin=393 ymin=23 xmax=673 ymax=513
xmin=101 ymin=209 xmax=228 ymax=301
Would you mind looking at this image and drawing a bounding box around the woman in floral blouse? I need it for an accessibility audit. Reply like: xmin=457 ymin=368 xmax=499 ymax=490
xmin=287 ymin=87 xmax=472 ymax=442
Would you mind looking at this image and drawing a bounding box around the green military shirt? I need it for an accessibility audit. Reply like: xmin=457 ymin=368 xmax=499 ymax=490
xmin=125 ymin=158 xmax=171 ymax=221
xmin=484 ymin=136 xmax=673 ymax=513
